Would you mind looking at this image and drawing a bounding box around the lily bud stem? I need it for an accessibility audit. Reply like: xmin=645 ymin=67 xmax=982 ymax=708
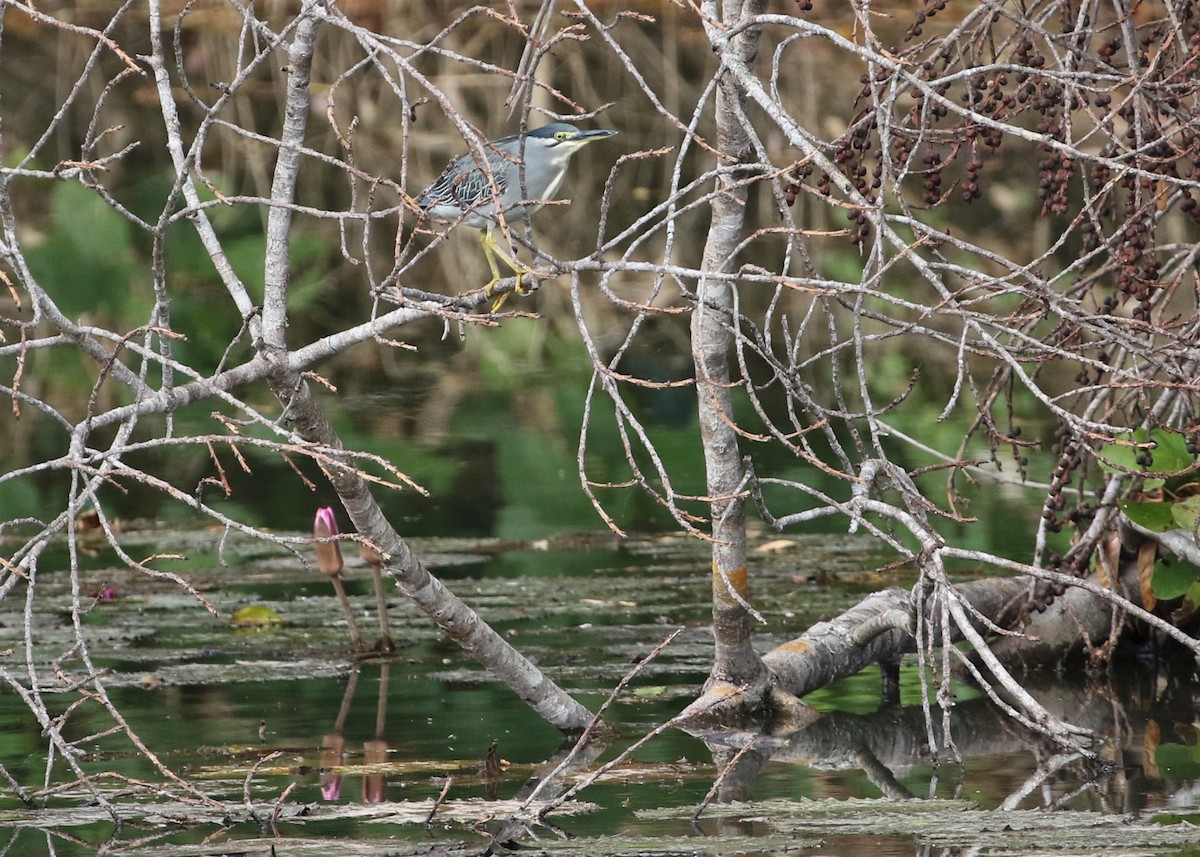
xmin=328 ymin=574 xmax=364 ymax=652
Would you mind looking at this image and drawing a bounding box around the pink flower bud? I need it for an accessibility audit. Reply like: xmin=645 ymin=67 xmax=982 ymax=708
xmin=313 ymin=507 xmax=344 ymax=578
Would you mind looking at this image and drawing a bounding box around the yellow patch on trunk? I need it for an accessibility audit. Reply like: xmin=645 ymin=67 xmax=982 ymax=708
xmin=778 ymin=639 xmax=813 ymax=653
xmin=707 ymin=681 xmax=744 ymax=698
xmin=713 ymin=562 xmax=748 ymax=595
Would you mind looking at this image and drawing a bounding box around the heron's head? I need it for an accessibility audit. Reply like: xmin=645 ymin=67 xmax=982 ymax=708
xmin=525 ymin=123 xmax=618 ymax=156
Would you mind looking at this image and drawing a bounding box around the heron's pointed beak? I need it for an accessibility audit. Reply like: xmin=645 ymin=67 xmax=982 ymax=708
xmin=576 ymin=129 xmax=618 ymax=142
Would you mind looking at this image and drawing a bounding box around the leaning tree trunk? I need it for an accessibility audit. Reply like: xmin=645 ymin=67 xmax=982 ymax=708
xmin=690 ymin=0 xmax=771 ymax=713
xmin=256 ymin=4 xmax=594 ymax=735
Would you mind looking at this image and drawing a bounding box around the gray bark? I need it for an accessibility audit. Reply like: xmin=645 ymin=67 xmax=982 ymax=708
xmin=258 ymin=5 xmax=595 ymax=734
xmin=760 ymin=570 xmax=1149 ymax=702
xmin=691 ymin=0 xmax=770 ymax=706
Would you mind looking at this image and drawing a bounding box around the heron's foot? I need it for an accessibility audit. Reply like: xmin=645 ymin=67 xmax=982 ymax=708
xmin=484 ymin=269 xmax=537 ymax=312
xmin=484 ymin=276 xmax=509 ymax=313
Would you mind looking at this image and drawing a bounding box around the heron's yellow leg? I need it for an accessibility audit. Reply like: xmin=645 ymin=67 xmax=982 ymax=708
xmin=479 ymin=230 xmax=504 ymax=283
xmin=479 ymin=229 xmax=532 ymax=311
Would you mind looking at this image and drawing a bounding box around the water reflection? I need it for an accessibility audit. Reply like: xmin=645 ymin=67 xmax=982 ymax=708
xmin=689 ymin=661 xmax=1200 ymax=820
xmin=312 ymin=658 xmax=1200 ymax=856
xmin=318 ymin=668 xmax=357 ymax=802
xmin=316 ymin=665 xmax=395 ymax=805
xmin=3 ymin=654 xmax=1200 ymax=855
xmin=1 ymin=529 xmax=1196 ymax=855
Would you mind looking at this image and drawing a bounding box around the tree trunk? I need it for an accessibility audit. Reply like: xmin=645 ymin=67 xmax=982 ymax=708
xmin=258 ymin=6 xmax=595 ymax=735
xmin=691 ymin=0 xmax=771 ymax=711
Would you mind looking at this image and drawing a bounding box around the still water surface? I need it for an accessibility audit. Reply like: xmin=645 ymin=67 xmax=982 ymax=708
xmin=0 ymin=363 xmax=1195 ymax=855
xmin=3 ymin=521 xmax=1200 ymax=856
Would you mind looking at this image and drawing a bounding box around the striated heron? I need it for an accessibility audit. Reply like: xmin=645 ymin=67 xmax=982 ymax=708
xmin=417 ymin=123 xmax=617 ymax=310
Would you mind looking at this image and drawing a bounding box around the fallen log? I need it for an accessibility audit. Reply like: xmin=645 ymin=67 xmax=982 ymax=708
xmin=679 ymin=562 xmax=1156 ymax=729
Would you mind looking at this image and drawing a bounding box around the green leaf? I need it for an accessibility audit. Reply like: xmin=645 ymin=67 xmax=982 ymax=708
xmin=26 ymin=182 xmax=148 ymax=320
xmin=53 ymin=181 xmax=135 ymax=268
xmin=1151 ymin=560 xmax=1200 ymax=600
xmin=1100 ymin=428 xmax=1148 ymax=473
xmin=1155 ymin=744 xmax=1200 ymax=779
xmin=1100 ymin=428 xmax=1194 ymax=488
xmin=1150 ymin=431 xmax=1196 ymax=474
xmin=1171 ymin=496 xmax=1200 ymax=531
xmin=631 ymin=686 xmax=668 ymax=697
xmin=1119 ymin=499 xmax=1177 ymax=533
xmin=230 ymin=604 xmax=282 ymax=627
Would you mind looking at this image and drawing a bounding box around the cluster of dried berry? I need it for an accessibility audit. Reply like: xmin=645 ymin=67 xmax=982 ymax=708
xmin=787 ymin=1 xmax=1200 ymax=285
xmin=832 ymin=110 xmax=879 ymax=245
xmin=1042 ymin=423 xmax=1084 ymax=536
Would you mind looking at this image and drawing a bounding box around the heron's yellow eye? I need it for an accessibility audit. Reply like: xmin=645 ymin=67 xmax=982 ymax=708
xmin=555 ymin=131 xmax=570 ymax=141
